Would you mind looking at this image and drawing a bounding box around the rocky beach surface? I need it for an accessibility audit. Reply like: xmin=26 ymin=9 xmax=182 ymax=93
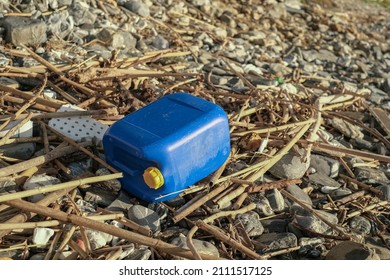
xmin=0 ymin=0 xmax=390 ymax=260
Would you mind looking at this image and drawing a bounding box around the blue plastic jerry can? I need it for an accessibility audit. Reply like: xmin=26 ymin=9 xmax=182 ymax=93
xmin=103 ymin=92 xmax=230 ymax=202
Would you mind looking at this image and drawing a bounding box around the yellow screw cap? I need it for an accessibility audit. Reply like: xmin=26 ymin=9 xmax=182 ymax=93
xmin=143 ymin=167 xmax=164 ymax=189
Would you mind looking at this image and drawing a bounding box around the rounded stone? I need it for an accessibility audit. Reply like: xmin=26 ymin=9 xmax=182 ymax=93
xmin=127 ymin=205 xmax=161 ymax=233
xmin=236 ymin=211 xmax=264 ymax=237
xmin=326 ymin=241 xmax=380 ymax=260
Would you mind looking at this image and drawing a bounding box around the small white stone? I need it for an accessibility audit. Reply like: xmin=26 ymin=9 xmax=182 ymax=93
xmin=23 ymin=175 xmax=61 ymax=203
xmin=32 ymin=228 xmax=54 ymax=245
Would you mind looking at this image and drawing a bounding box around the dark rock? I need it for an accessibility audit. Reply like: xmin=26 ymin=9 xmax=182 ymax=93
xmin=84 ymin=188 xmax=117 ymax=208
xmin=330 ymin=187 xmax=352 ymax=199
xmin=261 ymin=219 xmax=288 ymax=233
xmin=1 ymin=17 xmax=47 ymax=46
xmin=0 ymin=143 xmax=35 ymax=160
xmin=165 ymin=196 xmax=186 ymax=207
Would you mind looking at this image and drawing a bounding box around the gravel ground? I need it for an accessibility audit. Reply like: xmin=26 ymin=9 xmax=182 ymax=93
xmin=0 ymin=0 xmax=390 ymax=260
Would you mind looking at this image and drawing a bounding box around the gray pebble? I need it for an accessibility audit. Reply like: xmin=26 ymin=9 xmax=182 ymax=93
xmin=0 ymin=17 xmax=47 ymax=46
xmin=326 ymin=241 xmax=379 ymax=260
xmin=152 ymin=35 xmax=169 ymax=50
xmin=308 ymin=173 xmax=341 ymax=188
xmin=0 ymin=143 xmax=35 ymax=160
xmin=125 ymin=247 xmax=151 ymax=260
xmin=355 ymin=167 xmax=389 ymax=185
xmin=251 ymin=194 xmax=274 ymax=216
xmin=106 ymin=190 xmax=133 ymax=212
xmin=310 ymin=154 xmax=340 ymax=178
xmin=350 ymin=216 xmax=371 ymax=235
xmin=85 ymin=229 xmax=113 ymax=250
xmin=127 ymin=205 xmax=161 ymax=233
xmin=286 ymin=184 xmax=312 ymax=206
xmin=111 ymin=31 xmax=137 ymax=49
xmin=331 ymin=118 xmax=364 ymax=139
xmin=294 ymin=210 xmax=338 ymax=235
xmin=255 ymin=232 xmax=297 ymax=253
xmin=124 ymin=0 xmax=150 ymax=17
xmin=236 ymin=211 xmax=264 ymax=237
xmin=170 ymin=236 xmax=219 ymax=258
xmin=266 ymin=189 xmax=285 ymax=212
xmin=22 ymin=175 xmax=61 ymax=203
xmin=378 ymin=185 xmax=390 ymax=202
xmin=269 ymin=146 xmax=310 ymax=179
xmin=261 ymin=219 xmax=288 ymax=233
xmin=84 ymin=188 xmax=117 ymax=208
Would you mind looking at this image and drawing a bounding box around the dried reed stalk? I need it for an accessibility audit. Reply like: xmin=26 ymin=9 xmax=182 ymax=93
xmin=0 ymin=173 xmax=122 ymax=203
xmin=0 ymin=141 xmax=91 ymax=177
xmin=3 ymin=199 xmax=223 ymax=260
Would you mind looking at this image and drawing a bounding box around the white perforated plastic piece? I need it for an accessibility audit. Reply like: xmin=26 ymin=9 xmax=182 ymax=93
xmin=48 ymin=104 xmax=109 ymax=142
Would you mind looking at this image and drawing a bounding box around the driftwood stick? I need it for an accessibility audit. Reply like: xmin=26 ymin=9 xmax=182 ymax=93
xmin=0 ymin=141 xmax=92 ymax=177
xmin=0 ymin=213 xmax=124 ymax=230
xmin=0 ymin=135 xmax=57 ymax=145
xmin=280 ymin=189 xmax=351 ymax=239
xmin=231 ymin=178 xmax=302 ymax=193
xmin=0 ymin=84 xmax=63 ymax=109
xmin=22 ymin=44 xmax=114 ymax=108
xmin=53 ymin=225 xmax=77 ymax=260
xmin=173 ymin=182 xmax=229 ymax=223
xmin=339 ymin=174 xmax=383 ymax=196
xmin=186 ymin=203 xmax=256 ymax=259
xmin=196 ymin=220 xmax=265 ymax=259
xmin=0 ymin=112 xmax=33 ymax=147
xmin=346 ymin=200 xmax=389 ymax=219
xmin=231 ymin=119 xmax=315 ymax=137
xmin=0 ymin=173 xmax=123 ymax=203
xmin=97 ymin=208 xmax=152 ymax=237
xmin=308 ymin=141 xmax=390 ymax=164
xmin=0 ymin=187 xmax=76 ymax=239
xmin=231 ymin=192 xmax=248 ymax=210
xmin=3 ymin=199 xmax=222 ymax=260
xmin=322 ymin=191 xmax=366 ymax=209
xmin=261 ymin=246 xmax=301 ymax=258
xmin=45 ymin=124 xmax=119 ymax=173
